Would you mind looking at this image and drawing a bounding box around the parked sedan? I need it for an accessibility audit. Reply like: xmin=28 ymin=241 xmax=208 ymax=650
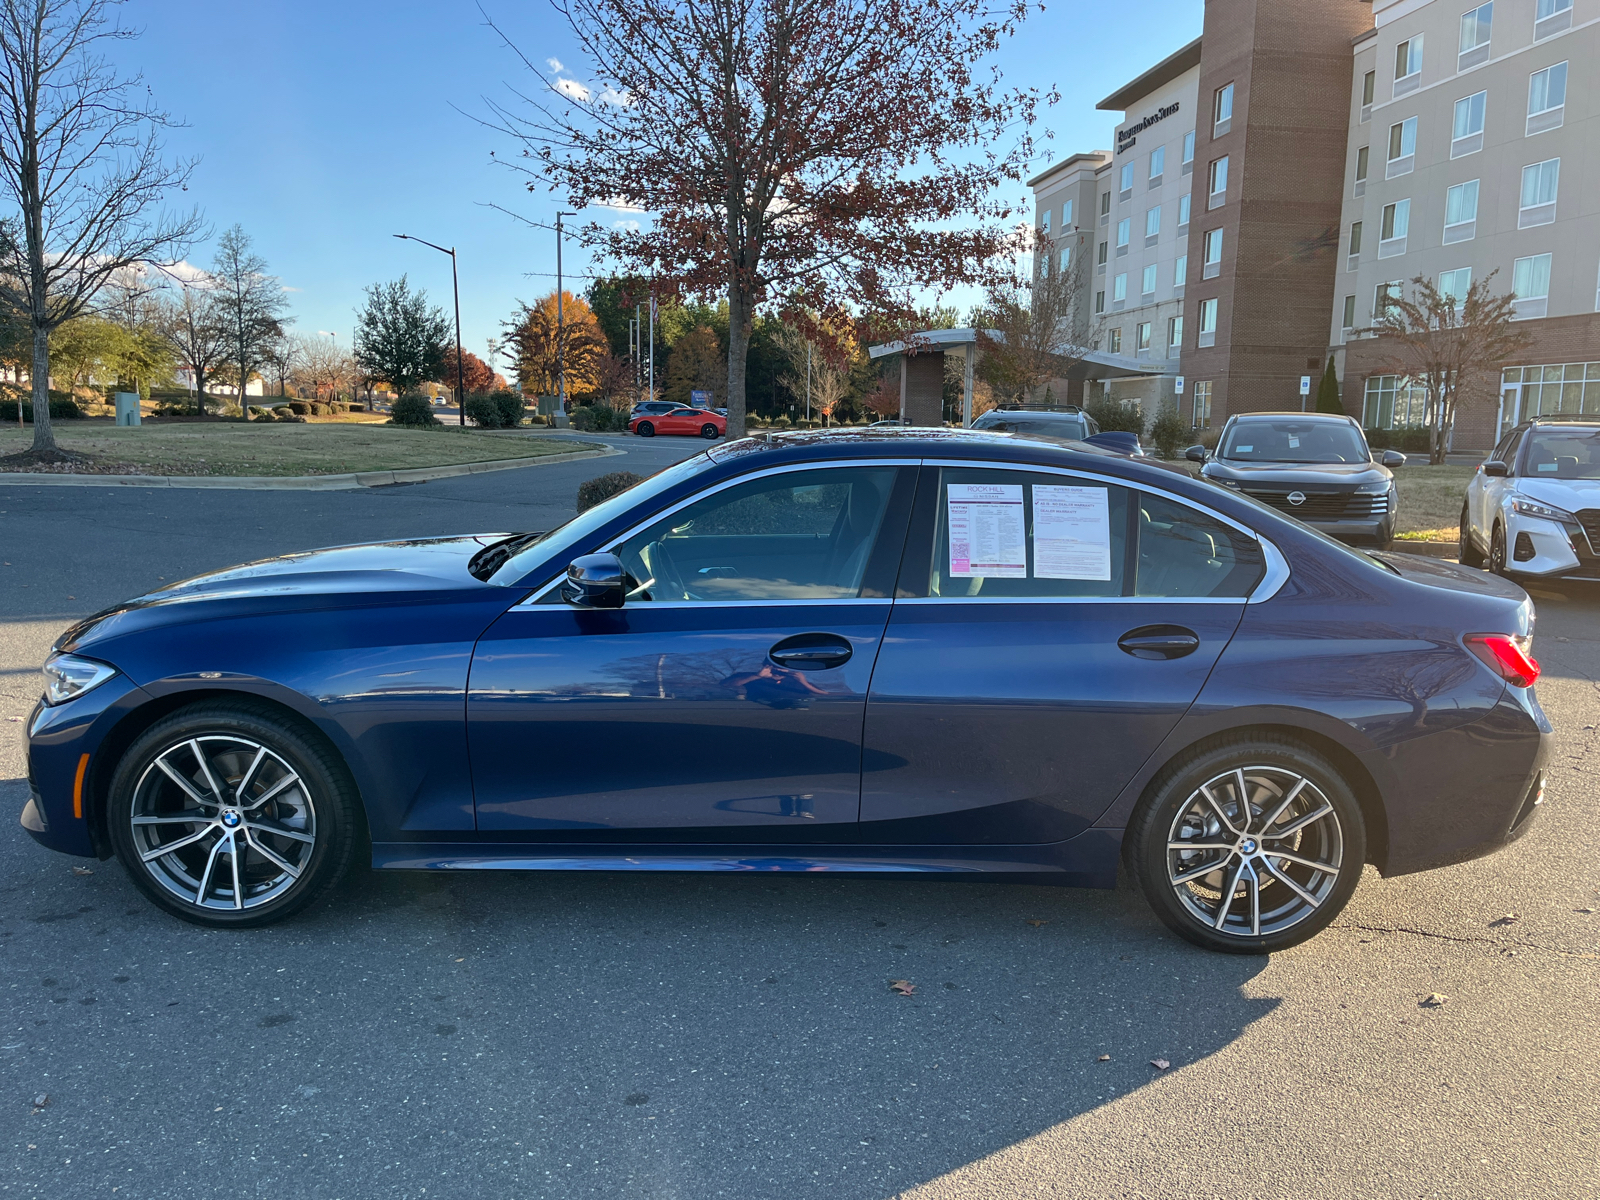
xmin=1188 ymin=413 xmax=1405 ymax=547
xmin=24 ymin=429 xmax=1548 ymax=953
xmin=1461 ymin=416 xmax=1600 ymax=580
xmin=632 ymin=406 xmax=725 ymax=439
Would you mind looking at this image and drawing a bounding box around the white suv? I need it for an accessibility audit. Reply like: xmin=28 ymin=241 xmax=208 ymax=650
xmin=1462 ymin=418 xmax=1600 ymax=579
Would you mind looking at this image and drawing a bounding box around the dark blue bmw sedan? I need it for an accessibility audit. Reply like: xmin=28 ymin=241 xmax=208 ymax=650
xmin=22 ymin=430 xmax=1551 ymax=953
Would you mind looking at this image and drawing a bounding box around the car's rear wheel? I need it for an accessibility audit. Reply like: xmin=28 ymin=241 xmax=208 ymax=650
xmin=636 ymin=421 xmax=655 ymax=437
xmin=700 ymin=423 xmax=719 ymax=440
xmin=108 ymin=701 xmax=359 ymax=928
xmin=1489 ymin=523 xmax=1509 ymax=576
xmin=1459 ymin=501 xmax=1485 ymax=568
xmin=1126 ymin=735 xmax=1366 ymax=954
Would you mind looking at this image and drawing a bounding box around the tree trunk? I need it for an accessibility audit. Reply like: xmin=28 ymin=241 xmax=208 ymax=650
xmin=726 ymin=287 xmax=751 ymax=440
xmin=29 ymin=322 xmax=54 ymax=453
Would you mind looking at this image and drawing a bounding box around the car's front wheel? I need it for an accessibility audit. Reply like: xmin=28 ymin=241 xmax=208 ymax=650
xmin=635 ymin=421 xmax=655 ymax=437
xmin=107 ymin=701 xmax=360 ymax=928
xmin=1126 ymin=735 xmax=1366 ymax=954
xmin=700 ymin=423 xmax=720 ymax=440
xmin=1459 ymin=501 xmax=1485 ymax=568
xmin=1489 ymin=522 xmax=1510 ymax=576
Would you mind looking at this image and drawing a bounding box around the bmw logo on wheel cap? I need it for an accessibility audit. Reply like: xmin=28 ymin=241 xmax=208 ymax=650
xmin=1287 ymin=491 xmax=1307 ymax=506
xmin=221 ymin=811 xmax=241 ymax=828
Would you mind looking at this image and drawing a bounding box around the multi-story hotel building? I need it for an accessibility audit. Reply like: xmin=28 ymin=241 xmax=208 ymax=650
xmin=1033 ymin=0 xmax=1598 ymax=450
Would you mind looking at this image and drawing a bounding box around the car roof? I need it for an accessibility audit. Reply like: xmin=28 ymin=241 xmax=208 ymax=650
xmin=1227 ymin=411 xmax=1356 ymax=425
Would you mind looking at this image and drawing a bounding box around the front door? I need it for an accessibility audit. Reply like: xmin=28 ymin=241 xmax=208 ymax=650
xmin=467 ymin=464 xmax=913 ymax=836
xmin=1498 ymin=384 xmax=1522 ymax=439
xmin=860 ymin=466 xmax=1263 ymax=844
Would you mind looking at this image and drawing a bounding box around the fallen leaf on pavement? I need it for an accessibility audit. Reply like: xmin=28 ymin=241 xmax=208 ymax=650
xmin=1420 ymin=993 xmax=1449 ymax=1007
xmin=1489 ymin=913 xmax=1520 ymax=927
xmin=889 ymin=980 xmax=915 ymax=996
xmin=1150 ymin=1059 xmax=1170 ymax=1070
xmin=31 ymin=1094 xmax=48 ymax=1110
xmin=1097 ymin=1054 xmax=1110 ymax=1062
xmin=71 ymin=867 xmax=93 ymax=876
xmin=1025 ymin=919 xmax=1047 ymax=927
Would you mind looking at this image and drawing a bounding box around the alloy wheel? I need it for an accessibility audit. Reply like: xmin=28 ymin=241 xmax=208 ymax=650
xmin=1165 ymin=764 xmax=1345 ymax=939
xmin=1490 ymin=525 xmax=1507 ymax=575
xmin=128 ymin=735 xmax=317 ymax=911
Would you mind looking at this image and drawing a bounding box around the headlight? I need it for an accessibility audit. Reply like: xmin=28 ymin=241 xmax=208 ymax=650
xmin=41 ymin=653 xmax=118 ymax=706
xmin=1354 ymin=483 xmax=1390 ymax=495
xmin=1512 ymin=496 xmax=1576 ymax=523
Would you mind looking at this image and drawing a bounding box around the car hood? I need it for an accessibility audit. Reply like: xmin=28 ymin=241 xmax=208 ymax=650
xmin=1204 ymin=460 xmax=1391 ymax=487
xmin=1514 ymin=478 xmax=1600 ymax=513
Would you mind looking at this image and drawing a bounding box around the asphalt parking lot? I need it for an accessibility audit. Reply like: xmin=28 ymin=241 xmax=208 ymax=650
xmin=1 ymin=435 xmax=1597 ymax=1199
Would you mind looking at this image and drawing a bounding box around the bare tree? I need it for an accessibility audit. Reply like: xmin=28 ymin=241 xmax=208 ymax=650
xmin=155 ymin=272 xmax=227 ymax=413
xmin=776 ymin=320 xmax=853 ymax=426
xmin=211 ymin=225 xmax=289 ymax=410
xmin=973 ymin=232 xmax=1095 ymax=407
xmin=0 ymin=0 xmax=200 ymax=457
xmin=1363 ymin=270 xmax=1531 ymax=465
xmin=261 ymin=332 xmax=299 ymax=399
xmin=295 ymin=333 xmax=352 ymax=404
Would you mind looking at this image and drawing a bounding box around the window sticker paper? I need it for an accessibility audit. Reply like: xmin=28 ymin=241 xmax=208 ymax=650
xmin=947 ymin=483 xmax=1026 ymax=577
xmin=1032 ymin=485 xmax=1112 ymax=580
xmin=1237 ymin=444 xmax=1253 ymax=452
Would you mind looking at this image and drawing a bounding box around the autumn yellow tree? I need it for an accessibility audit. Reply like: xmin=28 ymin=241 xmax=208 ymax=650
xmin=503 ymin=291 xmax=609 ymax=398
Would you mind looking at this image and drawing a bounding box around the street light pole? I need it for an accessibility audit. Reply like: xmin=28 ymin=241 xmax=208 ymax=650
xmin=393 ymin=233 xmax=466 ymax=426
xmin=555 ymin=212 xmax=574 ymax=414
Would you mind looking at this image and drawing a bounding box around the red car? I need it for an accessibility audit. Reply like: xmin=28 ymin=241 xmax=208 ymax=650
xmin=631 ymin=406 xmax=725 ymax=439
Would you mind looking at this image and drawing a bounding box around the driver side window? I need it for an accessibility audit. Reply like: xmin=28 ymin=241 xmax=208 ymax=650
xmin=610 ymin=467 xmax=898 ymax=602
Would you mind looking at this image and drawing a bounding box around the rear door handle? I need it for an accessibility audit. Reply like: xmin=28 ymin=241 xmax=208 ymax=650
xmin=1118 ymin=625 xmax=1200 ymax=660
xmin=770 ymin=633 xmax=854 ymax=671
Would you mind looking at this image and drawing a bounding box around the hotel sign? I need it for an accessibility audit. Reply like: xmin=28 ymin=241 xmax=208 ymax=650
xmin=1117 ymin=102 xmax=1180 ymax=154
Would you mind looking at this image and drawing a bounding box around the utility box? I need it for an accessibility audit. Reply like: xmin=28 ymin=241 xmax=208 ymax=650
xmin=114 ymin=392 xmax=141 ymax=426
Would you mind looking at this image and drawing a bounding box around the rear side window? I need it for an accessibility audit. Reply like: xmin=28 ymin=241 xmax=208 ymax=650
xmin=1136 ymin=493 xmax=1264 ymax=597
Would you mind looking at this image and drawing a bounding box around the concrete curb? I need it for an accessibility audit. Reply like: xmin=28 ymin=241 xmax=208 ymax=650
xmin=0 ymin=444 xmax=623 ymax=491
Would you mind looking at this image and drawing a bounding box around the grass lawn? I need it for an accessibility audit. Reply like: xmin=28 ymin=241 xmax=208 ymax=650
xmin=0 ymin=423 xmax=599 ymax=477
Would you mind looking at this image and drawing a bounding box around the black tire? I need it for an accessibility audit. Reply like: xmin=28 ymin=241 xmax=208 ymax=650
xmin=1459 ymin=501 xmax=1485 ymax=568
xmin=1125 ymin=733 xmax=1367 ymax=954
xmin=1489 ymin=522 xmax=1509 ymax=576
xmin=636 ymin=421 xmax=655 ymax=437
xmin=107 ymin=700 xmax=360 ymax=928
xmin=700 ymin=423 xmax=719 ymax=440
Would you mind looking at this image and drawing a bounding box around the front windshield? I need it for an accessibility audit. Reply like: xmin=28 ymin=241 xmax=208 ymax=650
xmin=488 ymin=450 xmax=717 ymax=585
xmin=1523 ymin=429 xmax=1600 ymax=479
xmin=1219 ymin=420 xmax=1369 ymax=464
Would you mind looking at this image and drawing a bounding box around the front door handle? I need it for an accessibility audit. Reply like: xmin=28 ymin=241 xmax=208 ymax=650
xmin=1118 ymin=625 xmax=1200 ymax=661
xmin=769 ymin=633 xmax=854 ymax=671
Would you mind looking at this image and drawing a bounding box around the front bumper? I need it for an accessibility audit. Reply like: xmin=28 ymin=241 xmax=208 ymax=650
xmin=1304 ymin=513 xmax=1396 ymax=546
xmin=1502 ymin=512 xmax=1600 ymax=581
xmin=22 ymin=673 xmax=149 ymax=858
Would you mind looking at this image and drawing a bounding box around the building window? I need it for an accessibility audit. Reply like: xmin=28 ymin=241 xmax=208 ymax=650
xmin=1394 ymin=35 xmax=1423 ymax=96
xmin=1113 ymin=272 xmax=1127 ymax=303
xmin=1116 ymin=217 xmax=1131 ymax=254
xmin=1181 ymin=130 xmax=1195 ymax=173
xmin=1095 ymin=290 xmax=1105 ymax=314
xmin=1145 ymin=206 xmax=1160 ymax=244
xmin=1354 ymin=145 xmax=1369 ymax=195
xmin=1375 ymin=280 xmax=1403 ymax=318
xmin=1503 ymin=362 xmax=1600 ymax=417
xmin=1443 ymin=179 xmax=1479 ymax=243
xmin=1527 ymin=61 xmax=1567 ymax=135
xmin=1039 ymin=249 xmax=1050 ymax=278
xmin=1198 ymin=297 xmax=1218 ymax=347
xmin=1149 ymin=146 xmax=1165 ymax=183
xmin=1459 ymin=2 xmax=1493 ymax=70
xmin=1363 ymin=375 xmax=1431 ymax=428
xmin=1178 ymin=193 xmax=1191 ymax=227
xmin=1202 ymin=228 xmax=1224 ymax=279
xmin=1040 ymin=209 xmax=1051 ymax=235
xmin=1141 ymin=264 xmax=1158 ymax=296
xmin=1213 ymin=82 xmax=1234 ymax=136
xmin=1386 ymin=116 xmax=1417 ymax=178
xmin=1512 ymin=253 xmax=1552 ymax=319
xmin=1439 ymin=267 xmax=1472 ymax=307
xmin=1168 ymin=315 xmax=1184 ymax=347
xmin=1100 ymin=190 xmax=1111 ymax=220
xmin=1535 ymin=0 xmax=1572 ymax=40
xmin=1361 ymin=70 xmax=1376 ymax=121
xmin=1120 ymin=161 xmax=1134 ymax=199
xmin=1348 ymin=220 xmax=1363 ymax=270
xmin=1519 ymin=158 xmax=1560 ymax=228
xmin=1062 ymin=199 xmax=1073 ymax=226
xmin=1192 ymin=380 xmax=1213 ymax=428
xmin=1061 ymin=244 xmax=1072 ymax=270
xmin=1174 ymin=254 xmax=1188 ymax=287
xmin=1108 ymin=327 xmax=1122 ymax=353
xmin=1136 ymin=322 xmax=1152 ymax=353
xmin=1207 ymin=156 xmax=1228 ymax=208
xmin=1451 ymin=91 xmax=1486 ymax=157
xmin=1341 ymin=294 xmax=1357 ymax=339
xmin=1098 ymin=240 xmax=1108 ymax=266
xmin=1379 ymin=199 xmax=1410 ymax=258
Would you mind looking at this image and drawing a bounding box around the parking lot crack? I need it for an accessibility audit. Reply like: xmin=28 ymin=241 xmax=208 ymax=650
xmin=1335 ymin=921 xmax=1597 ymax=959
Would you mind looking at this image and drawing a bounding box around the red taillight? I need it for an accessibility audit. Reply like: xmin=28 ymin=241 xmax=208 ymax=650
xmin=1465 ymin=634 xmax=1540 ymax=688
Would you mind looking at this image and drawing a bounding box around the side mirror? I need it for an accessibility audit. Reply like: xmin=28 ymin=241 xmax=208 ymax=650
xmin=1184 ymin=445 xmax=1207 ymax=463
xmin=1381 ymin=450 xmax=1407 ymax=467
xmin=1482 ymin=460 xmax=1509 ymax=477
xmin=562 ymin=553 xmax=628 ymax=608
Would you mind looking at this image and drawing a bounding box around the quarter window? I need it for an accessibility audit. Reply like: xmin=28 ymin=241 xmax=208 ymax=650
xmin=1136 ymin=494 xmax=1264 ymax=598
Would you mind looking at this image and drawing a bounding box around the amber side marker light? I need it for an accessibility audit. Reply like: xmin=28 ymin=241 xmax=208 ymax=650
xmin=72 ymin=753 xmax=89 ymax=820
xmin=1464 ymin=634 xmax=1540 ymax=688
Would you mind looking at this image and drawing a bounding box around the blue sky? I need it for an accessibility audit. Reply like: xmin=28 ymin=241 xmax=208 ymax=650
xmin=113 ymin=0 xmax=1202 ymax=360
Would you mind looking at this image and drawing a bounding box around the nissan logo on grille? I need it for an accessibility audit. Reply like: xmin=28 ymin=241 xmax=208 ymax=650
xmin=1287 ymin=491 xmax=1307 ymax=506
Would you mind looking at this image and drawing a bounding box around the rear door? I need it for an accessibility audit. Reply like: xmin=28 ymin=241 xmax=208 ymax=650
xmin=859 ymin=464 xmax=1267 ymax=844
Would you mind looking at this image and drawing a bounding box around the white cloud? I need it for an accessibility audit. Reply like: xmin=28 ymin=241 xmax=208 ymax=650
xmin=597 ymin=86 xmax=632 ymax=107
xmin=547 ymin=57 xmax=564 ymax=72
xmin=554 ymin=77 xmax=590 ymax=102
xmin=612 ymin=219 xmax=641 ymax=232
xmin=599 ymin=196 xmax=646 ymax=213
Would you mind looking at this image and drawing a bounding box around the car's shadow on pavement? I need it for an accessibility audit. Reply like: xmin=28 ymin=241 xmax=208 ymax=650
xmin=1 ymin=805 xmax=1279 ymax=1200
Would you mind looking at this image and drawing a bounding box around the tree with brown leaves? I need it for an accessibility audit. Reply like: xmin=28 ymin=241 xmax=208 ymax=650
xmin=487 ymin=0 xmax=1052 ymax=438
xmin=1363 ymin=270 xmax=1531 ymax=465
xmin=973 ymin=232 xmax=1094 ymax=408
xmin=503 ymin=290 xmax=609 ymax=399
xmin=441 ymin=345 xmax=499 ymax=395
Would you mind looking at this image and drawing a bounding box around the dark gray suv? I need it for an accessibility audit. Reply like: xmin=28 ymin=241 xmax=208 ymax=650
xmin=972 ymin=407 xmax=1101 ymax=441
